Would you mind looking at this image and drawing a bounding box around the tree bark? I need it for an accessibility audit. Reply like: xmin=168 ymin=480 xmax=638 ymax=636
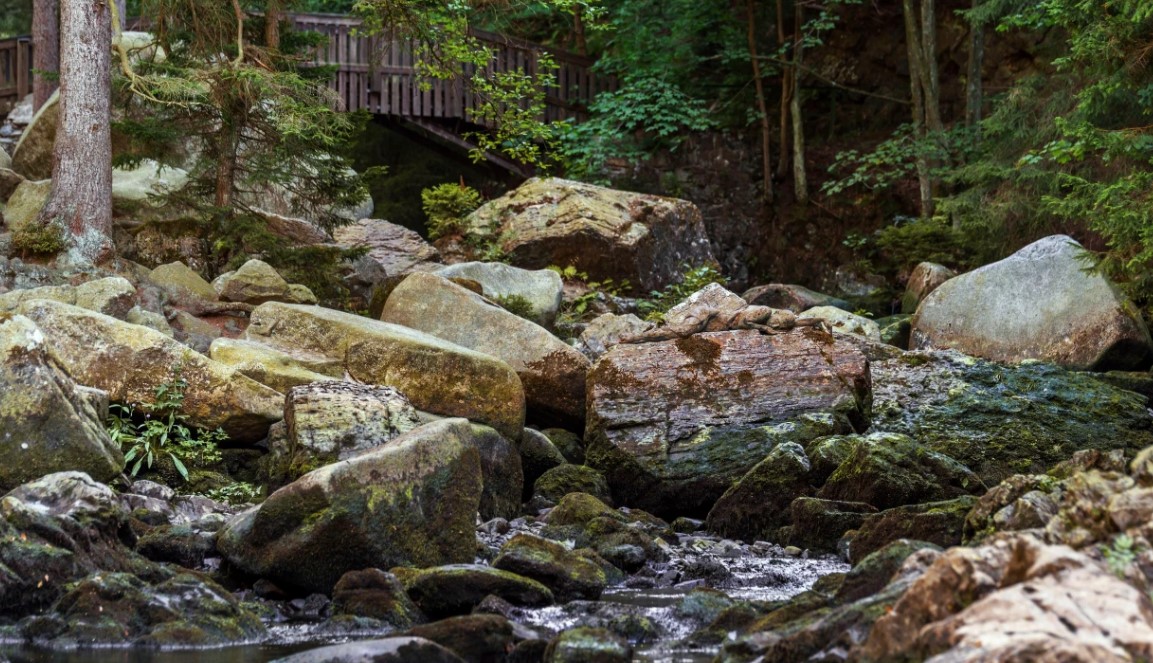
xmin=902 ymin=0 xmax=934 ymax=217
xmin=746 ymin=0 xmax=773 ymax=202
xmin=32 ymin=0 xmax=60 ymax=111
xmin=776 ymin=0 xmax=791 ymax=177
xmin=37 ymin=0 xmax=114 ymax=266
xmin=966 ymin=6 xmax=984 ymax=129
xmin=790 ymin=6 xmax=808 ymax=205
xmin=265 ymin=0 xmax=281 ymax=51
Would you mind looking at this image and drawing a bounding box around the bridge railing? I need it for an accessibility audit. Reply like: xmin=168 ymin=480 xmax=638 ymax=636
xmin=0 ymin=36 xmax=31 ymax=114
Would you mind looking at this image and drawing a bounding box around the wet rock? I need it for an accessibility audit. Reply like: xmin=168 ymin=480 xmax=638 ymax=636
xmin=912 ymin=235 xmax=1153 ymax=370
xmin=544 ymin=626 xmax=632 ymax=663
xmin=402 ymin=565 xmax=553 ymax=619
xmin=901 ymin=261 xmax=955 ymax=314
xmin=214 ymin=259 xmax=293 ymax=304
xmin=533 ymin=465 xmax=612 ymax=506
xmin=817 ymin=432 xmax=984 ymax=510
xmin=381 ymin=272 xmax=589 ymax=427
xmin=208 ymin=337 xmax=342 ymax=393
xmin=271 ymin=637 xmax=465 ymax=663
xmin=586 ymin=330 xmax=869 ymax=517
xmin=868 ymin=350 xmax=1153 ymax=484
xmin=0 ymin=315 xmax=123 ymax=489
xmin=835 ymin=539 xmax=941 ymax=604
xmin=135 ymin=524 xmax=215 ymax=568
xmin=741 ymin=283 xmax=851 ymax=312
xmin=516 ymin=429 xmax=567 ymax=500
xmin=786 ymin=497 xmax=877 ymax=553
xmin=247 ymin=302 xmax=525 ymax=439
xmin=850 ymin=496 xmax=979 ymax=564
xmin=706 ymin=442 xmax=813 ymax=542
xmin=801 ymin=306 xmax=881 ymax=341
xmin=332 ymin=569 xmax=424 ymax=629
xmin=462 ymin=423 xmax=525 ymax=521
xmin=17 ymin=299 xmax=283 ymax=441
xmin=575 ymin=313 xmax=653 ymax=362
xmin=964 ymin=473 xmax=1062 ymax=543
xmin=464 ymin=177 xmax=715 ymax=294
xmin=541 ymin=428 xmax=584 ymax=465
xmin=407 ymin=614 xmax=518 ymax=663
xmin=493 ymin=533 xmax=607 ymax=602
xmin=20 ymin=572 xmax=266 ymax=648
xmin=217 ymin=419 xmax=484 ymax=594
xmin=435 ymin=261 xmax=563 ymax=328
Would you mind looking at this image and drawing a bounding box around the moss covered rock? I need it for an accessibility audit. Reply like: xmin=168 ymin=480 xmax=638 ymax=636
xmin=786 ymin=497 xmax=877 ymax=553
xmin=706 ymin=442 xmax=814 ymax=542
xmin=247 ymin=301 xmax=525 ymax=439
xmin=849 ymin=496 xmax=978 ymax=564
xmin=834 ymin=539 xmax=941 ymax=604
xmin=533 ymin=464 xmax=612 ymax=506
xmin=434 ymin=261 xmax=563 ymax=329
xmin=544 ymin=626 xmax=632 ymax=663
xmin=208 ymin=337 xmax=341 ymax=393
xmin=217 ymin=419 xmax=484 ymax=594
xmin=407 ymin=614 xmax=517 ymax=663
xmin=542 ymin=428 xmax=585 ymax=465
xmin=401 ymin=564 xmax=553 ymax=618
xmin=332 ymin=569 xmax=425 ymax=628
xmin=493 ymin=533 xmax=607 ymax=602
xmin=517 ymin=429 xmax=568 ymax=499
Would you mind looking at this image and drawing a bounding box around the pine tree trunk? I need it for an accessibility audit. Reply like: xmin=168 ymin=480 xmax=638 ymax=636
xmin=902 ymin=0 xmax=934 ymax=218
xmin=265 ymin=0 xmax=281 ymax=51
xmin=790 ymin=7 xmax=808 ymax=205
xmin=37 ymin=0 xmax=113 ymax=266
xmin=746 ymin=0 xmax=773 ymax=202
xmin=32 ymin=0 xmax=60 ymax=111
xmin=966 ymin=9 xmax=984 ymax=128
xmin=776 ymin=0 xmax=791 ymax=177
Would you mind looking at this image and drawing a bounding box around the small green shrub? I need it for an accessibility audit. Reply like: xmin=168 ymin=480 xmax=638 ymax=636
xmin=106 ymin=366 xmax=226 ymax=482
xmin=422 ymin=182 xmax=483 ymax=239
xmin=203 ymin=481 xmax=263 ymax=505
xmin=492 ymin=293 xmax=536 ymax=321
xmin=11 ymin=222 xmax=66 ymax=256
xmin=1103 ymin=533 xmax=1139 ymax=578
xmin=548 ymin=264 xmax=630 ymax=325
xmin=637 ymin=263 xmax=726 ymax=322
xmin=874 ymin=218 xmax=972 ymax=276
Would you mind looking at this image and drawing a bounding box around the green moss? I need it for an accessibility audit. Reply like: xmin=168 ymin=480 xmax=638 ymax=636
xmin=11 ymin=222 xmax=65 ymax=256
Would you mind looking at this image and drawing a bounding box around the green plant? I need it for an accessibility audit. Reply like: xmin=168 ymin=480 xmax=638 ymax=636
xmin=202 ymin=481 xmax=263 ymax=505
xmin=106 ymin=366 xmax=226 ymax=482
xmin=1103 ymin=533 xmax=1139 ymax=578
xmin=636 ymin=263 xmax=726 ymax=322
xmin=492 ymin=293 xmax=536 ymax=321
xmin=547 ymin=264 xmax=630 ymax=325
xmin=11 ymin=222 xmax=66 ymax=257
xmin=422 ymin=182 xmax=483 ymax=239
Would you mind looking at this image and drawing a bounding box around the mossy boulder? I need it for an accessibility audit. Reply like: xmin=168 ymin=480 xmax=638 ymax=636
xmin=834 ymin=539 xmax=942 ymax=604
xmin=2 ymin=178 xmax=51 ymax=235
xmin=868 ymin=349 xmax=1153 ymax=484
xmin=542 ymin=428 xmax=585 ymax=465
xmin=400 ymin=564 xmax=553 ymax=618
xmin=283 ymin=382 xmax=422 ymax=468
xmin=271 ymin=637 xmax=465 ymax=663
xmin=213 ymin=259 xmax=293 ymax=305
xmin=381 ymin=271 xmax=590 ymax=427
xmin=544 ymin=626 xmax=632 ymax=663
xmin=331 ymin=569 xmax=425 ymax=628
xmin=706 ymin=442 xmax=814 ymax=542
xmin=540 ymin=493 xmax=667 ymax=572
xmin=135 ymin=524 xmax=215 ymax=569
xmin=16 ymin=299 xmax=283 ymax=441
xmin=849 ymin=496 xmax=979 ymax=564
xmin=208 ymin=337 xmax=342 ymax=393
xmin=0 ymin=315 xmax=123 ymax=489
xmin=517 ymin=428 xmax=568 ymax=499
xmin=493 ymin=533 xmax=608 ymax=602
xmin=586 ymin=329 xmax=868 ymax=518
xmin=785 ymin=497 xmax=878 ymax=553
xmin=406 ymin=614 xmax=518 ymax=663
xmin=817 ymin=432 xmax=985 ymax=510
xmin=434 ymin=261 xmax=563 ymax=328
xmin=247 ymin=301 xmax=525 ymax=439
xmin=462 ymin=423 xmax=525 ymax=521
xmin=543 ymin=492 xmax=623 ymax=529
xmin=533 ymin=464 xmax=612 ymax=506
xmin=217 ymin=419 xmax=484 ymax=594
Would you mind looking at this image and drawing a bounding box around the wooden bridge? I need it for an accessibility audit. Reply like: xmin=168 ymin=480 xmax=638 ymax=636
xmin=1 ymin=13 xmax=614 ymax=170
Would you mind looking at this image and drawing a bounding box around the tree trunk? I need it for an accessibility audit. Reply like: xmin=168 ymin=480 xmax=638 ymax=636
xmin=921 ymin=0 xmax=942 ymax=133
xmin=902 ymin=0 xmax=933 ymax=218
xmin=265 ymin=0 xmax=281 ymax=51
xmin=776 ymin=0 xmax=791 ymax=177
xmin=966 ymin=6 xmax=984 ymax=129
xmin=790 ymin=6 xmax=808 ymax=205
xmin=37 ymin=0 xmax=113 ymax=266
xmin=572 ymin=6 xmax=588 ymax=56
xmin=746 ymin=0 xmax=773 ymax=202
xmin=32 ymin=0 xmax=60 ymax=111
xmin=115 ymin=0 xmax=126 ymax=26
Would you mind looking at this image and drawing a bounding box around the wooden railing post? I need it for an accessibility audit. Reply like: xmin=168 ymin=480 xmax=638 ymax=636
xmin=16 ymin=37 xmax=31 ymax=103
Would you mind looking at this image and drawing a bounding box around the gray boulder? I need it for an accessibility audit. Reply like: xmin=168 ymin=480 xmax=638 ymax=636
xmin=272 ymin=638 xmax=465 ymax=663
xmin=901 ymin=261 xmax=955 ymax=314
xmin=213 ymin=259 xmax=292 ymax=304
xmin=285 ymin=382 xmax=422 ymax=464
xmin=911 ymin=235 xmax=1153 ymax=370
xmin=435 ymin=261 xmax=563 ymax=328
xmin=218 ymin=419 xmax=484 ymax=594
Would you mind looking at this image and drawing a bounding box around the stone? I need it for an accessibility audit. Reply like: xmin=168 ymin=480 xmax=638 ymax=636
xmin=332 ymin=569 xmax=424 ymax=629
xmin=10 ymin=90 xmax=57 ymax=180
xmin=271 ymin=637 xmax=465 ymax=663
xmin=406 ymin=615 xmax=518 ymax=663
xmin=248 ymin=301 xmax=525 ymax=439
xmin=911 ymin=235 xmax=1153 ymax=370
xmin=575 ymin=313 xmax=653 ymax=361
xmin=401 ymin=565 xmax=553 ymax=619
xmin=834 ymin=539 xmax=942 ymax=604
xmin=542 ymin=428 xmax=585 ymax=465
xmin=74 ymin=276 xmax=137 ymax=318
xmin=787 ymin=497 xmax=877 ymax=553
xmin=218 ymin=419 xmax=484 ymax=594
xmin=214 ymin=259 xmax=293 ymax=304
xmin=381 ymin=272 xmax=590 ymax=427
xmin=849 ymin=496 xmax=979 ymax=564
xmin=334 ymin=218 xmax=441 ymax=284
xmin=533 ymin=464 xmax=613 ymax=506
xmin=586 ymin=330 xmax=869 ymax=517
xmin=464 ymin=177 xmax=715 ymax=294
xmin=208 ymin=337 xmax=342 ymax=393
xmin=434 ymin=261 xmax=563 ymax=328
xmin=286 ymin=283 xmax=318 ymax=305
xmin=661 ymin=282 xmax=748 ymax=329
xmin=0 ymin=167 xmax=24 ymax=202
xmin=517 ymin=428 xmax=568 ymax=499
xmin=493 ymin=533 xmax=607 ymax=602
xmin=2 ymin=178 xmax=51 ymax=234
xmin=254 ymin=208 xmax=332 ymax=246
xmin=706 ymin=442 xmax=813 ymax=542
xmin=461 ymin=423 xmax=524 ymax=521
xmin=0 ymin=315 xmax=123 ymax=489
xmin=875 ymin=314 xmax=912 ymax=349
xmin=0 ymin=284 xmax=75 ymax=311
xmin=148 ymin=261 xmax=218 ymax=303
xmin=800 ymin=305 xmax=881 ymax=341
xmin=18 ymin=299 xmax=282 ymax=441
xmin=741 ymin=283 xmax=852 ymax=312
xmin=111 ymin=159 xmax=189 ymax=202
xmin=817 ymin=432 xmax=985 ymax=510
xmin=0 ymin=145 xmax=8 ymax=170
xmin=285 ymin=382 xmax=422 ymax=464
xmin=901 ymin=261 xmax=955 ymax=313
xmin=544 ymin=627 xmax=632 ymax=663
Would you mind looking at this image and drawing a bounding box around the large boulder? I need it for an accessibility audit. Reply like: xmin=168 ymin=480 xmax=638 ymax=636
xmin=911 ymin=235 xmax=1153 ymax=370
xmin=248 ymin=302 xmax=525 ymax=439
xmin=848 ymin=496 xmax=978 ymax=564
xmin=213 ymin=259 xmax=293 ymax=305
xmin=380 ymin=272 xmax=589 ymax=426
xmin=492 ymin=533 xmax=608 ymax=602
xmin=218 ymin=419 xmax=484 ymax=594
xmin=400 ymin=564 xmax=554 ymax=618
xmin=333 ymin=218 xmax=441 ymax=284
xmin=10 ymin=90 xmax=57 ymax=180
xmin=284 ymin=382 xmax=422 ymax=465
xmin=900 ymin=261 xmax=955 ymax=314
xmin=0 ymin=315 xmax=123 ymax=489
xmin=17 ymin=299 xmax=282 ymax=441
xmin=434 ymin=261 xmax=563 ymax=328
xmin=705 ymin=442 xmax=813 ymax=542
xmin=586 ymin=330 xmax=870 ymax=517
xmin=463 ymin=177 xmax=715 ymax=294
xmin=741 ymin=283 xmax=851 ymax=312
xmin=148 ymin=261 xmax=218 ymax=304
xmin=208 ymin=337 xmax=342 ymax=393
xmin=2 ymin=178 xmax=51 ymax=234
